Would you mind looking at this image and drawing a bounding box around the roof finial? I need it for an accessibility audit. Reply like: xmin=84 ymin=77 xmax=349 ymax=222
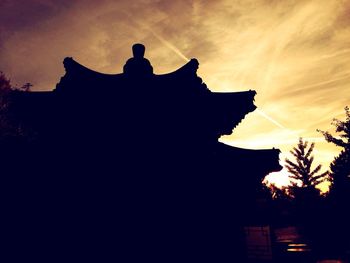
xmin=132 ymin=43 xmax=145 ymax=59
xmin=123 ymin=43 xmax=153 ymax=76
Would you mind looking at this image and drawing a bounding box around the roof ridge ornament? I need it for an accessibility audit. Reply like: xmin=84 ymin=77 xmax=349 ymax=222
xmin=123 ymin=43 xmax=153 ymax=76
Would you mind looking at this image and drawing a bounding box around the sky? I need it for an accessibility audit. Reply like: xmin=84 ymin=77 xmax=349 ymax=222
xmin=1 ymin=0 xmax=350 ymax=191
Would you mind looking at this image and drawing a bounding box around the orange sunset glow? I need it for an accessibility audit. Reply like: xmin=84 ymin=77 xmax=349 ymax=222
xmin=1 ymin=0 xmax=350 ymax=191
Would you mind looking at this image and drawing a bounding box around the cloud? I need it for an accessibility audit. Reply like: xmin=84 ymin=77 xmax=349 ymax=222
xmin=1 ymin=0 xmax=350 ymax=189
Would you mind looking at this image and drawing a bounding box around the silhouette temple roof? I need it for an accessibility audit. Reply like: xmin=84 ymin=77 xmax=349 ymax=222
xmin=11 ymin=47 xmax=281 ymax=177
xmin=5 ymin=44 xmax=282 ymax=262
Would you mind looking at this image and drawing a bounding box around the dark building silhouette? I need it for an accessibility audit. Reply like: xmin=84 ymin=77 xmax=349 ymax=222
xmin=5 ymin=44 xmax=281 ymax=262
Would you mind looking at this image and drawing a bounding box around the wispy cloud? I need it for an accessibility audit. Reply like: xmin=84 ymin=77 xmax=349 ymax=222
xmin=1 ymin=0 xmax=349 ymax=190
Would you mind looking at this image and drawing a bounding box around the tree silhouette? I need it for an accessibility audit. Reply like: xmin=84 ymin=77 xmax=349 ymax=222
xmin=285 ymin=137 xmax=328 ymax=195
xmin=0 ymin=71 xmax=12 ymax=91
xmin=317 ymin=107 xmax=350 ymax=258
xmin=268 ymin=183 xmax=290 ymax=200
xmin=0 ymin=72 xmax=32 ymax=92
xmin=284 ymin=138 xmax=329 ymax=254
xmin=0 ymin=71 xmax=33 ymax=140
xmin=318 ymin=106 xmax=350 ymax=197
